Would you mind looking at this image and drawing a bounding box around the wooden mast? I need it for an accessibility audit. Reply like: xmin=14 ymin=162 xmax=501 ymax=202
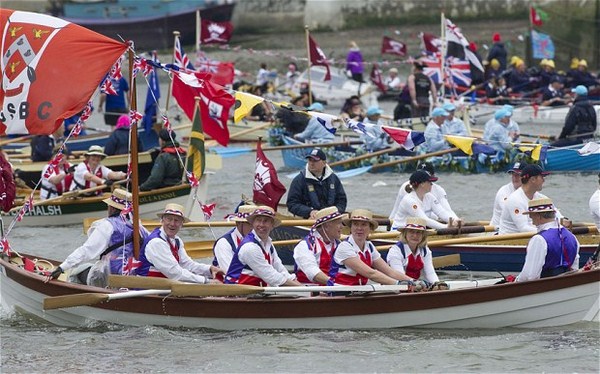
xmin=128 ymin=49 xmax=141 ymax=259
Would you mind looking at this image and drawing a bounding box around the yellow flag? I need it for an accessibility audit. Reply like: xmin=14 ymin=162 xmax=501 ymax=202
xmin=444 ymin=135 xmax=475 ymax=155
xmin=515 ymin=143 xmax=543 ymax=161
xmin=234 ymin=91 xmax=265 ymax=123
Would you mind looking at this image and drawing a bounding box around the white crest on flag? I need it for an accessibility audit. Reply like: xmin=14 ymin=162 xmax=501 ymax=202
xmin=205 ymin=22 xmax=228 ymax=43
xmin=389 ymin=40 xmax=404 ymax=53
xmin=200 ymin=94 xmax=225 ymax=130
xmin=254 ymin=158 xmax=270 ymax=193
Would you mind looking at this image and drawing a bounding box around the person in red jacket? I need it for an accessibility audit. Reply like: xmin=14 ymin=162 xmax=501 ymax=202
xmin=0 ymin=150 xmax=16 ymax=213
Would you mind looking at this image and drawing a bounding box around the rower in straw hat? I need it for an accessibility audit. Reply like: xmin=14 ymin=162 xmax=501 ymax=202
xmin=212 ymin=204 xmax=256 ymax=272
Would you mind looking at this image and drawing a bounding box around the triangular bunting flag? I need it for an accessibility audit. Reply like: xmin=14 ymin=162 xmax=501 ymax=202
xmin=234 ymin=91 xmax=265 ymax=123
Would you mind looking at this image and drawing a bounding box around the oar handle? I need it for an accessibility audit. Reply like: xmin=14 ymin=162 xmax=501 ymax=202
xmin=328 ymin=146 xmax=398 ymax=167
xmin=370 ymin=147 xmax=459 ymax=171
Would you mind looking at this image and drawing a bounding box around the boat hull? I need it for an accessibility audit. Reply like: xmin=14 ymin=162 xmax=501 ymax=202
xmin=1 ymin=254 xmax=598 ymax=329
xmin=544 ymin=142 xmax=600 ymax=172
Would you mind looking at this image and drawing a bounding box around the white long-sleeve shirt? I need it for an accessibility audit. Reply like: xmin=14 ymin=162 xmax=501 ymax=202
xmin=59 ymin=218 xmax=114 ymax=271
xmin=499 ymin=188 xmax=563 ymax=234
xmin=237 ymin=230 xmax=295 ymax=286
xmin=293 ymin=231 xmax=336 ymax=283
xmin=490 ymin=182 xmax=516 ymax=228
xmin=590 ymin=189 xmax=600 ymax=230
xmin=389 ymin=182 xmax=456 ymax=224
xmin=213 ymin=228 xmax=243 ymax=272
xmin=70 ymin=162 xmax=112 ymax=191
xmin=392 ymin=190 xmax=457 ymax=230
xmin=516 ymin=221 xmax=580 ymax=282
xmin=144 ymin=227 xmax=212 ymax=283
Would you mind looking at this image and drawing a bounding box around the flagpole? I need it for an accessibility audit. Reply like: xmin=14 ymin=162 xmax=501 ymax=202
xmin=128 ymin=49 xmax=141 ymax=260
xmin=196 ymin=9 xmax=201 ymax=52
xmin=164 ymin=31 xmax=179 ymax=115
xmin=527 ymin=6 xmax=533 ymax=67
xmin=182 ymin=96 xmax=201 ymax=181
xmin=440 ymin=12 xmax=446 ymax=102
xmin=304 ymin=25 xmax=313 ymax=106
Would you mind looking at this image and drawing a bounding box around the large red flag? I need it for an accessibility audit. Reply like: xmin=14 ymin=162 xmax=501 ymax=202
xmin=172 ymin=71 xmax=234 ymax=146
xmin=200 ymin=19 xmax=233 ymax=45
xmin=0 ymin=10 xmax=127 ymax=136
xmin=381 ymin=36 xmax=407 ymax=57
xmin=308 ymin=35 xmax=331 ymax=81
xmin=253 ymin=140 xmax=286 ymax=211
xmin=420 ymin=32 xmax=442 ymax=54
xmin=195 ymin=52 xmax=235 ymax=86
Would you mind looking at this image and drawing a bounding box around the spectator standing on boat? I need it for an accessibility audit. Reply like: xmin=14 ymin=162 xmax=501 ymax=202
xmin=339 ymin=95 xmax=366 ymax=122
xmin=486 ymin=33 xmax=507 ymax=73
xmin=590 ymin=173 xmax=600 ymax=230
xmin=104 ymin=114 xmax=144 ymax=156
xmin=329 ymin=209 xmax=414 ymax=286
xmin=541 ymin=76 xmax=568 ymax=107
xmin=285 ymin=62 xmax=299 ymax=93
xmin=346 ymin=41 xmax=364 ymax=87
xmin=499 ymin=164 xmax=566 ymax=234
xmin=140 ymin=129 xmax=185 ymax=191
xmin=552 ymin=85 xmax=597 ymax=147
xmin=293 ymin=103 xmax=335 ymax=144
xmin=212 ymin=204 xmax=255 ymax=272
xmin=442 ymin=103 xmax=468 ymax=136
xmin=98 ymin=75 xmax=129 ymax=128
xmin=137 ymin=203 xmax=223 ymax=283
xmin=490 ymin=161 xmax=526 ymax=228
xmin=286 ymin=148 xmax=347 ymax=219
xmin=384 ymin=68 xmax=402 ymax=91
xmin=70 ymin=145 xmax=126 ymax=195
xmin=225 ymin=206 xmax=301 ymax=286
xmin=408 ymin=62 xmax=437 ymax=118
xmin=293 ymin=207 xmax=346 ymax=285
xmin=361 ymin=106 xmax=392 ymax=152
xmin=389 ymin=162 xmax=458 ymax=227
xmin=515 ymin=198 xmax=579 ymax=282
xmin=47 ymin=189 xmax=148 ymax=284
xmin=40 ymin=145 xmax=74 ymax=200
xmin=387 ymin=217 xmax=440 ymax=286
xmin=391 ymin=170 xmax=461 ymax=230
xmin=483 ymin=109 xmax=513 ymax=153
xmin=424 ymin=107 xmax=451 ymax=152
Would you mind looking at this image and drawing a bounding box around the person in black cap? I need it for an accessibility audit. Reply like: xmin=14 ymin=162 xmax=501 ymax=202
xmin=490 ymin=161 xmax=526 ymax=227
xmin=286 ymin=148 xmax=347 ymax=219
xmin=499 ymin=164 xmax=567 ymax=234
xmin=140 ymin=129 xmax=187 ymax=191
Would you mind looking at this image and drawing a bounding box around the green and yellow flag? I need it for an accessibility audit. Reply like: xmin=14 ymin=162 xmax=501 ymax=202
xmin=187 ymin=101 xmax=205 ymax=180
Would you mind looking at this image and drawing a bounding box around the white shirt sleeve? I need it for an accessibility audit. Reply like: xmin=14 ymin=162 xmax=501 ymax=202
xmin=516 ymin=234 xmax=547 ymax=282
xmin=432 ymin=184 xmax=457 ymax=218
xmin=214 ymin=236 xmax=235 ymax=272
xmin=144 ymin=235 xmax=209 ymax=283
xmin=333 ymin=241 xmax=358 ymax=265
xmin=238 ymin=242 xmax=291 ymax=286
xmin=389 ymin=181 xmax=409 ymax=223
xmin=396 ymin=193 xmax=447 ymax=230
xmin=421 ymin=248 xmax=440 ymax=283
xmin=59 ymin=219 xmax=113 ymax=271
xmin=590 ymin=190 xmax=600 ymax=230
xmin=293 ymin=240 xmax=322 ymax=282
xmin=386 ymin=244 xmax=407 ymax=274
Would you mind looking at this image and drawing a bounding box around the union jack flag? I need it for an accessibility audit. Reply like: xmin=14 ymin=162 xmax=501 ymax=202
xmin=132 ymin=56 xmax=153 ymax=78
xmin=186 ymin=171 xmax=199 ymax=187
xmin=201 ymin=202 xmax=216 ymax=220
xmin=422 ymin=53 xmax=472 ymax=87
xmin=122 ymin=256 xmax=142 ymax=276
xmin=100 ymin=77 xmax=117 ymax=95
xmin=129 ymin=109 xmax=143 ymax=123
xmin=195 ymin=51 xmax=219 ymax=73
xmin=161 ymin=115 xmax=172 ymax=131
xmin=110 ymin=58 xmax=123 ymax=80
xmin=0 ymin=237 xmax=11 ymax=256
xmin=16 ymin=193 xmax=34 ymax=222
xmin=174 ymin=35 xmax=195 ymax=70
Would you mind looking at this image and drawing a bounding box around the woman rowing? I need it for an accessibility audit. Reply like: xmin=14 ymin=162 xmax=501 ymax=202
xmin=387 ymin=217 xmax=440 ymax=287
xmin=328 ymin=209 xmax=414 ymax=286
xmin=391 ymin=170 xmax=462 ymax=230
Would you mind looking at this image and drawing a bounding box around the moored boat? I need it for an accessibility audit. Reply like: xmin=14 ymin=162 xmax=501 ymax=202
xmin=1 ymin=252 xmax=598 ymax=329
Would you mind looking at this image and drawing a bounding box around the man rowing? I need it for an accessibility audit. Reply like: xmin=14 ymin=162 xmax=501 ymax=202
xmin=490 ymin=161 xmax=525 ymax=228
xmin=552 ymin=85 xmax=597 ymax=147
xmin=70 ymin=145 xmax=126 ymax=195
xmin=212 ymin=204 xmax=255 ymax=272
xmin=424 ymin=107 xmax=452 ymax=152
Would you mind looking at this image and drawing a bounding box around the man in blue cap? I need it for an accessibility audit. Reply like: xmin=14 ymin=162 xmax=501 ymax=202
xmin=483 ymin=108 xmax=513 ymax=152
xmin=286 ymin=148 xmax=347 ymax=219
xmin=552 ymin=85 xmax=597 ymax=147
xmin=293 ymin=102 xmax=335 ymax=144
xmin=424 ymin=107 xmax=451 ymax=152
xmin=361 ymin=105 xmax=392 ymax=151
xmin=441 ymin=103 xmax=468 ymax=136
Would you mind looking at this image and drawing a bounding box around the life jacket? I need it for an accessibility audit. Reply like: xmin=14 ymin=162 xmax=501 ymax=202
xmin=539 ymin=227 xmax=579 ymax=278
xmin=328 ymin=238 xmax=375 ymax=286
xmin=137 ymin=228 xmax=181 ymax=278
xmin=211 ymin=228 xmax=242 ymax=267
xmin=73 ymin=161 xmax=104 ymax=195
xmin=294 ymin=234 xmax=336 ymax=284
xmin=103 ymin=216 xmax=141 ymax=275
xmin=225 ymin=232 xmax=274 ymax=286
xmin=41 ymin=163 xmax=73 ymax=199
xmin=395 ymin=242 xmax=427 ymax=280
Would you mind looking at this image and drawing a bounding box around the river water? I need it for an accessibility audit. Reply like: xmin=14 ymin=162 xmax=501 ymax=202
xmin=2 ymin=90 xmax=600 ymax=372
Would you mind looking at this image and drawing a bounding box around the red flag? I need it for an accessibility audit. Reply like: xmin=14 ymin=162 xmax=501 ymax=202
xmin=530 ymin=6 xmax=543 ymax=26
xmin=200 ymin=19 xmax=233 ymax=45
xmin=0 ymin=10 xmax=128 ymax=135
xmin=381 ymin=36 xmax=407 ymax=57
xmin=381 ymin=126 xmax=425 ymax=150
xmin=420 ymin=32 xmax=441 ymax=54
xmin=201 ymin=203 xmax=216 ymax=220
xmin=195 ymin=52 xmax=235 ymax=86
xmin=370 ymin=64 xmax=387 ymax=94
xmin=0 ymin=152 xmax=15 ymax=212
xmin=171 ymin=71 xmax=234 ymax=146
xmin=308 ymin=35 xmax=331 ymax=81
xmin=253 ymin=140 xmax=286 ymax=211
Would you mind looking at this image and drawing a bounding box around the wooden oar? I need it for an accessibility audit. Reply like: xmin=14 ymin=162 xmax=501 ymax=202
xmin=328 ymin=146 xmax=398 ymax=168
xmin=0 ymin=135 xmax=32 ymax=147
xmin=205 ymin=121 xmax=272 ymax=148
xmin=43 ymin=289 xmax=170 ymax=310
xmin=262 ymin=140 xmax=363 ymax=152
xmin=367 ymin=225 xmax=497 ymax=240
xmin=432 ymin=254 xmax=461 ymax=268
xmin=370 ymin=147 xmax=459 ymax=171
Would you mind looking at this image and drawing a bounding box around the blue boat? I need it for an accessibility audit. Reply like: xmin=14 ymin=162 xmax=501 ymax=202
xmin=544 ymin=142 xmax=600 ymax=172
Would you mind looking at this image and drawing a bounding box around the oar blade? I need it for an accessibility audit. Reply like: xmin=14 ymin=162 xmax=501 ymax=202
xmin=108 ymin=275 xmax=178 ymax=289
xmin=171 ymin=283 xmax=264 ymax=297
xmin=43 ymin=293 xmax=109 ymax=310
xmin=432 ymin=254 xmax=461 ymax=269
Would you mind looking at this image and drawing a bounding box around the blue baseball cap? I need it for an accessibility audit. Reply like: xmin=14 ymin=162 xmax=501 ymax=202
xmin=366 ymin=106 xmax=383 ymax=117
xmin=442 ymin=103 xmax=456 ymax=112
xmin=306 ymin=102 xmax=324 ymax=112
xmin=431 ymin=107 xmax=449 ymax=117
xmin=571 ymin=85 xmax=588 ymax=96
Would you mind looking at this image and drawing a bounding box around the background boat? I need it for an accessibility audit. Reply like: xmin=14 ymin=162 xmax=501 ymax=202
xmin=544 ymin=141 xmax=600 ymax=172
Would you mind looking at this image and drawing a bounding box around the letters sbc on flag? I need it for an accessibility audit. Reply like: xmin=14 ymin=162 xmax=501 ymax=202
xmin=253 ymin=140 xmax=287 ymax=210
xmin=0 ymin=10 xmax=128 ymax=135
xmin=200 ymin=19 xmax=233 ymax=45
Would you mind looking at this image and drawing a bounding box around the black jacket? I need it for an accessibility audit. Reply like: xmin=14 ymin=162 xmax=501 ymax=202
xmin=104 ymin=128 xmax=144 ymax=155
xmin=286 ymin=165 xmax=347 ymax=218
xmin=559 ymin=97 xmax=597 ymax=139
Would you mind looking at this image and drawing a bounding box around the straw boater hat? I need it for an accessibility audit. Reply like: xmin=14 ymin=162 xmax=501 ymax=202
xmin=85 ymin=145 xmax=107 ymax=158
xmin=157 ymin=203 xmax=190 ymax=223
xmin=398 ymin=217 xmax=435 ymax=233
xmin=230 ymin=204 xmax=257 ymax=223
xmin=312 ymin=207 xmax=347 ymax=230
xmin=246 ymin=205 xmax=282 ymax=227
xmin=102 ymin=188 xmax=132 ymax=210
xmin=523 ymin=198 xmax=556 ymax=215
xmin=342 ymin=209 xmax=378 ymax=230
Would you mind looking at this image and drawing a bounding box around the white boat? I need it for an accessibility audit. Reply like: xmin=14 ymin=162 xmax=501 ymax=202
xmin=469 ymin=103 xmax=600 ymax=126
